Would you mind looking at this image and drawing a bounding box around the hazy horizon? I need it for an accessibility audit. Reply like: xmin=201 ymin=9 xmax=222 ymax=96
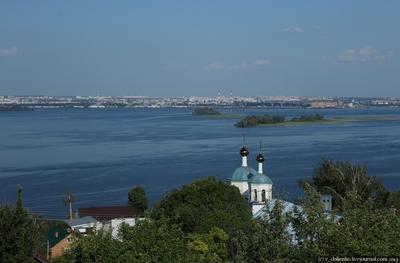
xmin=1 ymin=1 xmax=399 ymax=97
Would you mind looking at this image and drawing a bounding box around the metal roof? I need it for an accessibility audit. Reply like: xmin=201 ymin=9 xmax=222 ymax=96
xmin=64 ymin=216 xmax=97 ymax=227
xmin=250 ymin=173 xmax=273 ymax=185
xmin=78 ymin=206 xmax=138 ymax=221
xmin=230 ymin=166 xmax=257 ymax=182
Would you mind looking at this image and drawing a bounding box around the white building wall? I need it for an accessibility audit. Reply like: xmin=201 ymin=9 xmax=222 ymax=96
xmin=249 ymin=184 xmax=272 ymax=202
xmin=103 ymin=218 xmax=147 ymax=239
xmin=231 ymin=181 xmax=249 ymax=195
xmin=110 ymin=218 xmax=136 ymax=239
xmin=242 ymin=156 xmax=248 ymax=167
xmin=71 ymin=221 xmax=103 ymax=235
xmin=320 ymin=195 xmax=333 ymax=212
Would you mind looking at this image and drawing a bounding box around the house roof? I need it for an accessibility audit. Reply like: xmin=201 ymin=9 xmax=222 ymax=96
xmin=78 ymin=206 xmax=138 ymax=221
xmin=64 ymin=216 xmax=97 ymax=227
xmin=47 ymin=226 xmax=69 ymax=247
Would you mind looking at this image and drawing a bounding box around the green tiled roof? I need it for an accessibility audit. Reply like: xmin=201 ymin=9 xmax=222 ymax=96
xmin=230 ymin=166 xmax=257 ymax=182
xmin=47 ymin=226 xmax=69 ymax=247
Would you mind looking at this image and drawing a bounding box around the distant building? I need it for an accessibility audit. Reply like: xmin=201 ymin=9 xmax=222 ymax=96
xmin=77 ymin=206 xmax=142 ymax=239
xmin=46 ymin=226 xmax=73 ymax=259
xmin=78 ymin=206 xmax=138 ymax=221
xmin=310 ymin=100 xmax=339 ymax=109
xmin=64 ymin=216 xmax=101 ymax=235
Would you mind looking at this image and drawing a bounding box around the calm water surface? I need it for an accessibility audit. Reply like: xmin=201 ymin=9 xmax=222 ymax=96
xmin=0 ymin=108 xmax=399 ymax=219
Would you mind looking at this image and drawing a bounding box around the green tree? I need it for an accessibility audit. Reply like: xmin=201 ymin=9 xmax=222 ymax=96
xmin=232 ymin=200 xmax=294 ymax=263
xmin=0 ymin=187 xmax=41 ymax=263
xmin=118 ymin=219 xmax=187 ymax=263
xmin=333 ymin=199 xmax=400 ymax=256
xmin=60 ymin=219 xmax=188 ymax=263
xmin=128 ymin=186 xmax=148 ymax=214
xmin=151 ymin=177 xmax=252 ymax=235
xmin=291 ymin=183 xmax=400 ymax=259
xmin=61 ymin=230 xmax=119 ymax=263
xmin=291 ymin=183 xmax=337 ymax=261
xmin=300 ymin=159 xmax=383 ymax=209
xmin=187 ymin=226 xmax=230 ymax=262
xmin=375 ymin=188 xmax=400 ymax=209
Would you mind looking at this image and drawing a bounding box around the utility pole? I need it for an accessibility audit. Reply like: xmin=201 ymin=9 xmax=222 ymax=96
xmin=46 ymin=240 xmax=49 ymax=260
xmin=64 ymin=192 xmax=75 ymax=222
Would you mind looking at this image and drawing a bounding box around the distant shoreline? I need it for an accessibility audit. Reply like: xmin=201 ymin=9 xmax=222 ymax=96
xmin=0 ymin=105 xmax=32 ymax=112
xmin=236 ymin=115 xmax=400 ymax=128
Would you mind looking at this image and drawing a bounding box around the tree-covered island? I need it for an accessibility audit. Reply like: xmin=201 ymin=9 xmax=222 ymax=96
xmin=192 ymin=107 xmax=222 ymax=116
xmin=0 ymin=105 xmax=32 ymax=112
xmin=290 ymin=113 xmax=324 ymax=122
xmin=192 ymin=107 xmax=242 ymax=119
xmin=235 ymin=113 xmax=325 ymax=127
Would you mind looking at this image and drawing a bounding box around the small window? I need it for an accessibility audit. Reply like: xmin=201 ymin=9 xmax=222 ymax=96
xmin=261 ymin=190 xmax=266 ymax=202
xmin=254 ymin=189 xmax=257 ymax=201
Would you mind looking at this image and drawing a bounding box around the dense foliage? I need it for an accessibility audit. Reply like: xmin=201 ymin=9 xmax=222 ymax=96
xmin=299 ymin=159 xmax=398 ymax=210
xmin=128 ymin=186 xmax=148 ymax=214
xmin=232 ymin=184 xmax=400 ymax=262
xmin=0 ymin=105 xmax=32 ymax=111
xmin=5 ymin=162 xmax=400 ymax=262
xmin=57 ymin=219 xmax=187 ymax=263
xmin=151 ymin=177 xmax=253 ymax=234
xmin=0 ymin=188 xmax=41 ymax=263
xmin=235 ymin=114 xmax=325 ymax=127
xmin=192 ymin=107 xmax=222 ymax=116
xmin=59 ymin=184 xmax=400 ymax=262
xmin=235 ymin=114 xmax=285 ymax=127
xmin=232 ymin=199 xmax=293 ymax=262
xmin=290 ymin=113 xmax=324 ymax=122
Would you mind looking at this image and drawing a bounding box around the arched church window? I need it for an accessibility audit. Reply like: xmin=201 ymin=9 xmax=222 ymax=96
xmin=254 ymin=189 xmax=257 ymax=201
xmin=262 ymin=189 xmax=266 ymax=202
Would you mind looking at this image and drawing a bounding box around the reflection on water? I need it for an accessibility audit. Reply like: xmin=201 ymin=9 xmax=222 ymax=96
xmin=0 ymin=108 xmax=399 ymax=219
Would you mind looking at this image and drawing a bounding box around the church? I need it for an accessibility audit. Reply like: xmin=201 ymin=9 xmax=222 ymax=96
xmin=229 ymin=142 xmax=274 ymax=215
xmin=229 ymin=142 xmax=333 ymax=217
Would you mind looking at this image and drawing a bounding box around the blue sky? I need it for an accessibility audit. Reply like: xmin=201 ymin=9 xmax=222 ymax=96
xmin=0 ymin=1 xmax=399 ymax=97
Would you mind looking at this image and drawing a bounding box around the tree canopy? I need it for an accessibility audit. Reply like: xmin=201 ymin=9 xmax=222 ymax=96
xmin=21 ymin=161 xmax=400 ymax=262
xmin=299 ymin=159 xmax=385 ymax=209
xmin=0 ymin=188 xmax=41 ymax=263
xmin=128 ymin=186 xmax=148 ymax=214
xmin=192 ymin=107 xmax=222 ymax=116
xmin=151 ymin=176 xmax=252 ymax=234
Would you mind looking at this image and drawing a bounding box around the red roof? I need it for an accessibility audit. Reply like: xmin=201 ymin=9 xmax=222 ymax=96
xmin=78 ymin=206 xmax=138 ymax=221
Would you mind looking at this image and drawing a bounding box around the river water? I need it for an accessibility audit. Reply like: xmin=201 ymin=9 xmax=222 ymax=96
xmin=0 ymin=107 xmax=399 ymax=219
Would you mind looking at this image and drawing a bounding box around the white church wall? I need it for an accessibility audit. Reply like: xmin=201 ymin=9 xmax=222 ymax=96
xmin=249 ymin=184 xmax=272 ymax=202
xmin=231 ymin=181 xmax=249 ymax=195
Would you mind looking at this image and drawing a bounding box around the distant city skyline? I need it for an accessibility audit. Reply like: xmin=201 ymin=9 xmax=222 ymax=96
xmin=1 ymin=1 xmax=399 ymax=97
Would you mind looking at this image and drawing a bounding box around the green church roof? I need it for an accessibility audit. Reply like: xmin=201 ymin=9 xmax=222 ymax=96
xmin=230 ymin=166 xmax=257 ymax=182
xmin=250 ymin=173 xmax=273 ymax=184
